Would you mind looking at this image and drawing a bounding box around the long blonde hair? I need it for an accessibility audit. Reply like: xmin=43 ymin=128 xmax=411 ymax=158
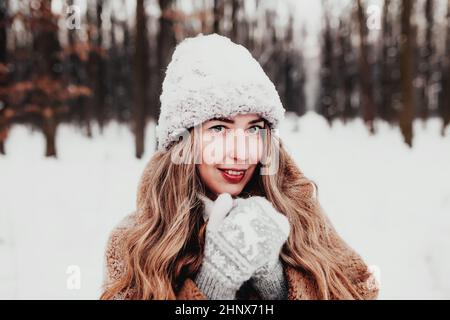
xmin=100 ymin=123 xmax=371 ymax=300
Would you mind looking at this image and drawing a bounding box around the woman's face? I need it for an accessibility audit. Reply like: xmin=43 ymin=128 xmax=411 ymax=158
xmin=197 ymin=113 xmax=265 ymax=199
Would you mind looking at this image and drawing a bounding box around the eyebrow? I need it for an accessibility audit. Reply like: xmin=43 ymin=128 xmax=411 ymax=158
xmin=210 ymin=117 xmax=264 ymax=124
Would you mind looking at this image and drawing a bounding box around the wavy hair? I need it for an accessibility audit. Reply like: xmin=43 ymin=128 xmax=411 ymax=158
xmin=100 ymin=123 xmax=371 ymax=299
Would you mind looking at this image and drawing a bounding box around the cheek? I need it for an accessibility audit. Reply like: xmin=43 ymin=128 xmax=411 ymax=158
xmin=248 ymin=136 xmax=264 ymax=164
xmin=245 ymin=165 xmax=258 ymax=181
xmin=197 ymin=164 xmax=217 ymax=187
xmin=201 ymin=134 xmax=225 ymax=165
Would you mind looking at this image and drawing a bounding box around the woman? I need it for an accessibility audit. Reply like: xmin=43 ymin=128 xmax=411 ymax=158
xmin=100 ymin=34 xmax=379 ymax=300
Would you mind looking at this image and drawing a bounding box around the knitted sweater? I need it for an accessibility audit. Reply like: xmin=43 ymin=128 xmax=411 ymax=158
xmin=102 ymin=211 xmax=379 ymax=300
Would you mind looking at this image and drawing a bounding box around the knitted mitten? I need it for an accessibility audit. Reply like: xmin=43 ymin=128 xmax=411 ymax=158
xmin=251 ymin=259 xmax=288 ymax=300
xmin=235 ymin=196 xmax=291 ymax=300
xmin=195 ymin=193 xmax=288 ymax=300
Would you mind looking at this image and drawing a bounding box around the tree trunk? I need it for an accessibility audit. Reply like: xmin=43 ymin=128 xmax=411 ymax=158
xmin=86 ymin=0 xmax=106 ymax=132
xmin=94 ymin=0 xmax=106 ymax=130
xmin=337 ymin=17 xmax=356 ymax=121
xmin=67 ymin=0 xmax=92 ymax=138
xmin=134 ymin=0 xmax=147 ymax=159
xmin=316 ymin=6 xmax=337 ymax=124
xmin=0 ymin=0 xmax=8 ymax=155
xmin=32 ymin=0 xmax=61 ymax=157
xmin=157 ymin=0 xmax=176 ymax=132
xmin=213 ymin=0 xmax=222 ymax=34
xmin=419 ymin=0 xmax=434 ymax=121
xmin=0 ymin=0 xmax=6 ymax=63
xmin=399 ymin=0 xmax=415 ymax=147
xmin=357 ymin=0 xmax=376 ymax=133
xmin=231 ymin=0 xmax=240 ymax=42
xmin=441 ymin=0 xmax=450 ymax=135
xmin=43 ymin=107 xmax=57 ymax=157
xmin=380 ymin=0 xmax=396 ymax=123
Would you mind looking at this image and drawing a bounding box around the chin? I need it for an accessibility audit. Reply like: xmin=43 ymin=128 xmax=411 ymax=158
xmin=217 ymin=185 xmax=244 ymax=197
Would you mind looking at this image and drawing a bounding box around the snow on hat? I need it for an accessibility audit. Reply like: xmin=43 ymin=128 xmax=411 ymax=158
xmin=156 ymin=33 xmax=285 ymax=151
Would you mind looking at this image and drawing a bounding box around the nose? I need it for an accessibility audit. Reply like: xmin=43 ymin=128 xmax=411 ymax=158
xmin=225 ymin=129 xmax=248 ymax=163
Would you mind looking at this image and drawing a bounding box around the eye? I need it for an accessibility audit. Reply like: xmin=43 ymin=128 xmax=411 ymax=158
xmin=247 ymin=125 xmax=263 ymax=135
xmin=209 ymin=125 xmax=226 ymax=134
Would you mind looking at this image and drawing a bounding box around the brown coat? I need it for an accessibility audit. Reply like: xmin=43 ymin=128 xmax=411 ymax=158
xmin=103 ymin=212 xmax=379 ymax=300
xmin=103 ymin=154 xmax=379 ymax=300
xmin=176 ymin=264 xmax=379 ymax=300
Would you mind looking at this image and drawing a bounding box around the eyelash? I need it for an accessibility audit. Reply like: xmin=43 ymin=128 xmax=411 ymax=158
xmin=209 ymin=125 xmax=263 ymax=134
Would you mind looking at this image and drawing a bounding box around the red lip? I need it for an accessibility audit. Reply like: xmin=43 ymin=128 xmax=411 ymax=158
xmin=218 ymin=168 xmax=246 ymax=184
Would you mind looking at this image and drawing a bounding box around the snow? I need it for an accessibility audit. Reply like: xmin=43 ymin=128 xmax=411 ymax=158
xmin=0 ymin=121 xmax=157 ymax=299
xmin=1 ymin=112 xmax=449 ymax=299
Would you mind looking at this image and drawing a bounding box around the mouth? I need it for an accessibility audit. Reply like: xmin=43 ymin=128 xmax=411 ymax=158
xmin=217 ymin=168 xmax=247 ymax=184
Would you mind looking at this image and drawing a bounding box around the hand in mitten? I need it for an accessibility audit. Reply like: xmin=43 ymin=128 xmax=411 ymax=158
xmin=233 ymin=196 xmax=291 ymax=299
xmin=195 ymin=193 xmax=283 ymax=299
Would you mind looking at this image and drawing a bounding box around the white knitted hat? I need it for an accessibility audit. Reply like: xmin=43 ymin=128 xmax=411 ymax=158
xmin=156 ymin=33 xmax=285 ymax=151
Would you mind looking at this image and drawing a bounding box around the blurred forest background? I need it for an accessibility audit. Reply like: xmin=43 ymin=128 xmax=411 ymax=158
xmin=0 ymin=0 xmax=449 ymax=158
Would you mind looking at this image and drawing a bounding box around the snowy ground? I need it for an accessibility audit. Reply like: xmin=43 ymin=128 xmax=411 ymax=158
xmin=0 ymin=112 xmax=449 ymax=299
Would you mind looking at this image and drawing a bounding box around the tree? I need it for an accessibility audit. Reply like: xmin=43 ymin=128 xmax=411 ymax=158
xmin=64 ymin=0 xmax=93 ymax=137
xmin=0 ymin=0 xmax=8 ymax=154
xmin=0 ymin=0 xmax=91 ymax=157
xmin=316 ymin=1 xmax=337 ymax=124
xmin=399 ymin=0 xmax=415 ymax=147
xmin=231 ymin=0 xmax=241 ymax=43
xmin=379 ymin=0 xmax=398 ymax=123
xmin=336 ymin=15 xmax=357 ymax=121
xmin=134 ymin=0 xmax=148 ymax=158
xmin=157 ymin=0 xmax=176 ymax=123
xmin=356 ymin=0 xmax=376 ymax=133
xmin=213 ymin=0 xmax=223 ymax=34
xmin=87 ymin=0 xmax=107 ymax=131
xmin=439 ymin=0 xmax=450 ymax=135
xmin=418 ymin=0 xmax=435 ymax=121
